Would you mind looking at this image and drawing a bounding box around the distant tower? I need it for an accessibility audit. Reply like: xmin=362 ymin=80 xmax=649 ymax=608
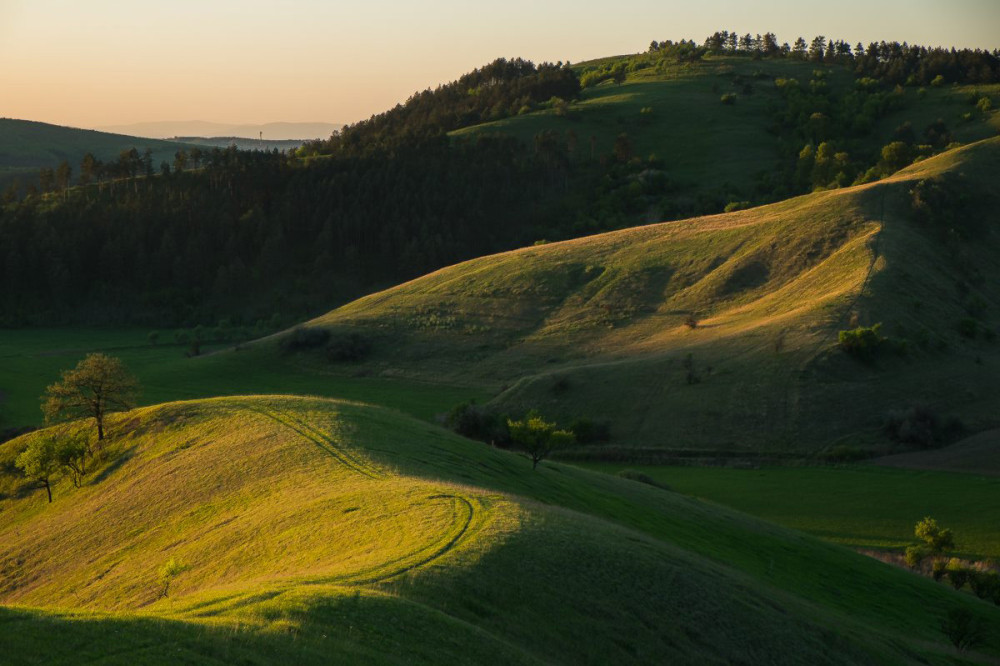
xmin=259 ymin=131 xmax=263 ymax=151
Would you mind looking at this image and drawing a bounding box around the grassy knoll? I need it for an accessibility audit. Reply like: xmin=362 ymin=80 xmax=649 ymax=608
xmin=2 ymin=395 xmax=999 ymax=663
xmin=576 ymin=463 xmax=1000 ymax=559
xmin=282 ymin=138 xmax=1000 ymax=455
xmin=0 ymin=329 xmax=486 ymax=429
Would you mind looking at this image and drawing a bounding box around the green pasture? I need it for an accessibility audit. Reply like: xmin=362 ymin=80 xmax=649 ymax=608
xmin=577 ymin=463 xmax=1000 ymax=560
xmin=0 ymin=329 xmax=487 ymax=429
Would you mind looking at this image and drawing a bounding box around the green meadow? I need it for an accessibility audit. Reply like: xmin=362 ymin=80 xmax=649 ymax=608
xmin=0 ymin=329 xmax=487 ymax=429
xmin=577 ymin=463 xmax=1000 ymax=559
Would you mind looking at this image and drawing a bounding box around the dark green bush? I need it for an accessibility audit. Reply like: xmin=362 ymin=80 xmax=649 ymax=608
xmin=280 ymin=327 xmax=330 ymax=353
xmin=326 ymin=332 xmax=372 ymax=362
xmin=883 ymin=405 xmax=963 ymax=449
xmin=446 ymin=401 xmax=510 ymax=447
xmin=838 ymin=323 xmax=885 ymax=360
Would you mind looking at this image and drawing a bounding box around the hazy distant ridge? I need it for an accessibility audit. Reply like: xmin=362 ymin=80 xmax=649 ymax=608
xmin=97 ymin=121 xmax=342 ymax=140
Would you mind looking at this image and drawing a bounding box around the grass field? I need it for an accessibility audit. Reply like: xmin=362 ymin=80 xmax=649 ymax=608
xmin=2 ymin=395 xmax=999 ymax=663
xmin=576 ymin=463 xmax=1000 ymax=560
xmin=285 ymin=138 xmax=1000 ymax=454
xmin=0 ymin=329 xmax=488 ymax=429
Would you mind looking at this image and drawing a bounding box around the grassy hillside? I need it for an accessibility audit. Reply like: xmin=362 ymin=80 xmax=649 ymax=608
xmin=0 ymin=118 xmax=193 ymax=192
xmin=2 ymin=395 xmax=999 ymax=663
xmin=280 ymin=137 xmax=1000 ymax=455
xmin=454 ymin=55 xmax=1000 ymax=209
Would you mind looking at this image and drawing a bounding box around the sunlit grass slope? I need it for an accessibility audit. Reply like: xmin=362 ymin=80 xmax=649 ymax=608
xmin=3 ymin=396 xmax=999 ymax=663
xmin=453 ymin=55 xmax=1000 ymax=200
xmin=294 ymin=138 xmax=1000 ymax=454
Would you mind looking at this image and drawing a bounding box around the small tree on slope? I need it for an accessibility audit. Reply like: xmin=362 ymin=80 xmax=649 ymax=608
xmin=42 ymin=353 xmax=139 ymax=445
xmin=507 ymin=411 xmax=575 ymax=470
xmin=15 ymin=436 xmax=60 ymax=503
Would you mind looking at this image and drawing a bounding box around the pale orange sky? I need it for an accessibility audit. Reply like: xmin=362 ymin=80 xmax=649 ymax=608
xmin=1 ymin=0 xmax=997 ymax=129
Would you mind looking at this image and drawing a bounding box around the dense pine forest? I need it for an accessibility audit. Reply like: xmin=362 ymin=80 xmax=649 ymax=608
xmin=2 ymin=35 xmax=997 ymax=327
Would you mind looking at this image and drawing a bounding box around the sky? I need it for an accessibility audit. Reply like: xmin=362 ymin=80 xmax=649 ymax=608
xmin=1 ymin=0 xmax=997 ymax=130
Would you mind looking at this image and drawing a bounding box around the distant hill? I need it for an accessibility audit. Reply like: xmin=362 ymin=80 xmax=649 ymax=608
xmin=0 ymin=118 xmax=195 ymax=193
xmin=2 ymin=395 xmax=996 ymax=663
xmin=173 ymin=136 xmax=308 ymax=151
xmin=98 ymin=120 xmax=341 ymax=141
xmin=285 ymin=138 xmax=1000 ymax=456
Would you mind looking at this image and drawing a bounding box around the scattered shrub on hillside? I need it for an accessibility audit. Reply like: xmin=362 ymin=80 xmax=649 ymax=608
xmin=158 ymin=557 xmax=190 ymax=598
xmin=915 ymin=516 xmax=955 ymax=553
xmin=968 ymin=570 xmax=999 ymax=600
xmin=946 ymin=559 xmax=970 ymax=590
xmin=883 ymin=406 xmax=963 ymax=449
xmin=957 ymin=318 xmax=978 ymax=339
xmin=280 ymin=327 xmax=330 ymax=353
xmin=507 ymin=411 xmax=575 ymax=470
xmin=720 ymin=93 xmax=737 ymax=105
xmin=684 ymin=313 xmax=699 ymax=329
xmin=941 ymin=608 xmax=986 ymax=652
xmin=326 ymin=332 xmax=372 ymax=362
xmin=904 ymin=545 xmax=929 ymax=569
xmin=837 ymin=323 xmax=885 ymax=361
xmin=723 ymin=200 xmax=750 ymax=212
xmin=617 ymin=469 xmax=671 ymax=491
xmin=446 ymin=401 xmax=510 ymax=447
xmin=147 ymin=331 xmax=159 ymax=346
xmin=55 ymin=432 xmax=90 ymax=488
xmin=932 ymin=558 xmax=948 ymax=581
xmin=569 ymin=418 xmax=611 ymax=444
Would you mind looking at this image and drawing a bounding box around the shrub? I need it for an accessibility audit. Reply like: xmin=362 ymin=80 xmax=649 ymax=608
xmin=569 ymin=418 xmax=611 ymax=444
xmin=968 ymin=570 xmax=999 ymax=600
xmin=723 ymin=201 xmax=750 ymax=212
xmin=280 ymin=327 xmax=330 ymax=353
xmin=941 ymin=608 xmax=986 ymax=652
xmin=326 ymin=332 xmax=372 ymax=362
xmin=446 ymin=401 xmax=510 ymax=447
xmin=720 ymin=93 xmax=737 ymax=105
xmin=884 ymin=406 xmax=963 ymax=449
xmin=915 ymin=516 xmax=955 ymax=553
xmin=838 ymin=324 xmax=885 ymax=360
xmin=904 ymin=545 xmax=928 ymax=568
xmin=932 ymin=558 xmax=948 ymax=581
xmin=946 ymin=559 xmax=970 ymax=590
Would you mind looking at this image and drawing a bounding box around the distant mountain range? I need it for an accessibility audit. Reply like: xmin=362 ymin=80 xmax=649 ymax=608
xmin=96 ymin=121 xmax=342 ymax=141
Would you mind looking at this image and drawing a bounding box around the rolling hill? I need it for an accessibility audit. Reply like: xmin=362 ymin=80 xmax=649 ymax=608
xmin=0 ymin=118 xmax=195 ymax=193
xmin=2 ymin=395 xmax=998 ymax=663
xmin=278 ymin=137 xmax=1000 ymax=456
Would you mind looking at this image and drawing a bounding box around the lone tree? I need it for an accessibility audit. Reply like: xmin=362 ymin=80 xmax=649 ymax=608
xmin=915 ymin=516 xmax=955 ymax=553
xmin=42 ymin=353 xmax=139 ymax=443
xmin=507 ymin=411 xmax=575 ymax=470
xmin=15 ymin=436 xmax=60 ymax=503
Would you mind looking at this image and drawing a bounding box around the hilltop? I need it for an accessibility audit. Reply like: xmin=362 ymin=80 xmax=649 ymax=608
xmin=284 ymin=137 xmax=1000 ymax=456
xmin=2 ymin=395 xmax=998 ymax=663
